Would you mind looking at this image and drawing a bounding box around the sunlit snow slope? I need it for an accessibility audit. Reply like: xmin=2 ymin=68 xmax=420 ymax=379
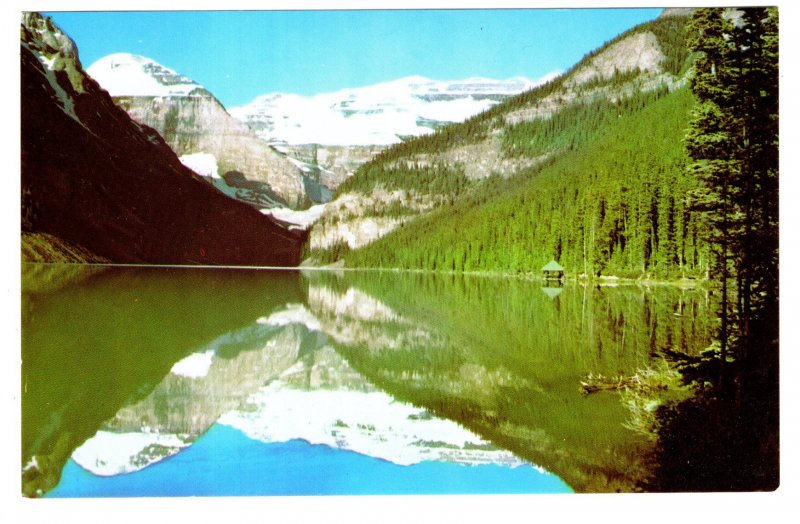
xmin=229 ymin=74 xmax=559 ymax=146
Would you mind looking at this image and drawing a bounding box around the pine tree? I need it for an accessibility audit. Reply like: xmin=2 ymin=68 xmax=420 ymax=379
xmin=686 ymin=8 xmax=737 ymax=370
xmin=731 ymin=8 xmax=779 ymax=364
xmin=685 ymin=7 xmax=779 ymax=378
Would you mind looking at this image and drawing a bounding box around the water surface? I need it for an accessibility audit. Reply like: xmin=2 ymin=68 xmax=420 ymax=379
xmin=21 ymin=264 xmax=712 ymax=496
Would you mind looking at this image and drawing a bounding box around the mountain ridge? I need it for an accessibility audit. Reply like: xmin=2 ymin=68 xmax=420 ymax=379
xmin=21 ymin=12 xmax=305 ymax=266
xmin=87 ymin=52 xmax=212 ymax=98
xmin=86 ymin=51 xmax=324 ymax=210
xmin=229 ymin=73 xmax=555 ymax=146
xmin=305 ymin=12 xmax=703 ymax=277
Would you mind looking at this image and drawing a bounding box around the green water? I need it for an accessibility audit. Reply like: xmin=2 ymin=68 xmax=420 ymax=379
xmin=21 ymin=264 xmax=712 ymax=496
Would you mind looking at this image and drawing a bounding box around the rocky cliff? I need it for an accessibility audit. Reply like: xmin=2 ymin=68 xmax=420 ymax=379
xmin=278 ymin=143 xmax=388 ymax=191
xmin=21 ymin=12 xmax=305 ymax=265
xmin=87 ymin=53 xmax=325 ymax=209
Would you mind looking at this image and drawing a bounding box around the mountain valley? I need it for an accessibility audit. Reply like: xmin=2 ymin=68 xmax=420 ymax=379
xmin=305 ymin=10 xmax=706 ymax=279
xmin=20 ymin=9 xmax=702 ymax=275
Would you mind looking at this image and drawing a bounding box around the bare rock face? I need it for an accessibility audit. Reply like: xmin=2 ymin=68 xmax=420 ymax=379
xmin=659 ymin=8 xmax=695 ymax=19
xmin=87 ymin=53 xmax=316 ymax=209
xmin=505 ymin=30 xmax=674 ymax=126
xmin=21 ymin=12 xmax=305 ymax=265
xmin=308 ymin=189 xmax=445 ymax=251
xmin=101 ymin=321 xmax=314 ymax=436
xmin=280 ymin=144 xmax=388 ymax=191
xmin=564 ymin=32 xmax=664 ymax=87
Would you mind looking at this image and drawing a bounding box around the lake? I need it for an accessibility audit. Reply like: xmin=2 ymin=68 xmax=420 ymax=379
xmin=21 ymin=264 xmax=713 ymax=497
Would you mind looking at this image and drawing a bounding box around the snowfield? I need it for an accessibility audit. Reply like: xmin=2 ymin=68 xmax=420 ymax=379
xmin=257 ymin=303 xmax=322 ymax=332
xmin=229 ymin=74 xmax=559 ymax=146
xmin=72 ymin=430 xmax=191 ymax=476
xmin=260 ymin=204 xmax=328 ymax=229
xmin=170 ymin=349 xmax=216 ymax=379
xmin=87 ymin=53 xmax=206 ymax=98
xmin=179 ymin=152 xmax=220 ymax=179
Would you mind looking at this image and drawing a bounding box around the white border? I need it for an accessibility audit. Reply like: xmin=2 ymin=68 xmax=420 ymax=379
xmin=4 ymin=1 xmax=798 ymax=522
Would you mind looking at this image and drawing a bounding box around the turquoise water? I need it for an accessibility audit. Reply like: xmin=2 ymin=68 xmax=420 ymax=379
xmin=47 ymin=424 xmax=572 ymax=497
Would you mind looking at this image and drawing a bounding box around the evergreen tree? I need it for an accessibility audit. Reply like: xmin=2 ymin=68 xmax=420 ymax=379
xmin=731 ymin=8 xmax=779 ymax=364
xmin=344 ymin=87 xmax=705 ymax=279
xmin=647 ymin=9 xmax=779 ymax=491
xmin=685 ymin=7 xmax=779 ymax=377
xmin=685 ymin=8 xmax=738 ymax=368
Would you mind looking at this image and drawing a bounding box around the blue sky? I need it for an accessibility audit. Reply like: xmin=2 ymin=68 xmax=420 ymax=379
xmin=47 ymin=9 xmax=662 ymax=108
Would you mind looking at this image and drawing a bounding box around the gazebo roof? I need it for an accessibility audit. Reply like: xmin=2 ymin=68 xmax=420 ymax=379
xmin=542 ymin=260 xmax=565 ymax=272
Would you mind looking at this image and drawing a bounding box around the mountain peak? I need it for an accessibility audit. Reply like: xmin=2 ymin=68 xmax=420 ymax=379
xmin=230 ymin=74 xmax=545 ymax=146
xmin=87 ymin=53 xmax=208 ymax=98
xmin=21 ymin=12 xmax=78 ymax=63
xmin=21 ymin=13 xmax=306 ymax=266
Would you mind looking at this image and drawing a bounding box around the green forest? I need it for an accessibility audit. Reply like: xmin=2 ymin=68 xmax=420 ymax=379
xmin=309 ymin=14 xmax=706 ymax=279
xmin=344 ymin=86 xmax=704 ymax=278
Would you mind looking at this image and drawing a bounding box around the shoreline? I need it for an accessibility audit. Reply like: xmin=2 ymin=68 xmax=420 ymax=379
xmin=301 ymin=262 xmax=709 ymax=288
xmin=22 ymin=259 xmax=709 ymax=289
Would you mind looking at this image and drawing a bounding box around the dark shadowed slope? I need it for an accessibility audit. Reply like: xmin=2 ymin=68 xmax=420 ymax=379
xmin=21 ymin=12 xmax=305 ymax=266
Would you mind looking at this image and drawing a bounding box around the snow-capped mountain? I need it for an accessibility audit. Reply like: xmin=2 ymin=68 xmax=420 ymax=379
xmin=86 ymin=52 xmax=327 ymax=209
xmin=20 ymin=12 xmax=305 ymax=266
xmin=86 ymin=52 xmax=210 ymax=98
xmin=229 ymin=75 xmax=555 ymax=146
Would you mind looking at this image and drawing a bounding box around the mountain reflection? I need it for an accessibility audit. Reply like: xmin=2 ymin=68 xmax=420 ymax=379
xmin=22 ymin=266 xmax=712 ymax=496
xmin=21 ymin=265 xmax=304 ymax=496
xmin=59 ymin=279 xmax=531 ymax=482
xmin=304 ymin=271 xmax=713 ymax=492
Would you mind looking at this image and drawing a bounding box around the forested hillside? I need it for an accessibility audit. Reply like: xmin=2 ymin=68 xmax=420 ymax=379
xmin=344 ymin=14 xmax=693 ymax=167
xmin=307 ymin=12 xmax=705 ymax=278
xmin=345 ymin=86 xmax=705 ymax=278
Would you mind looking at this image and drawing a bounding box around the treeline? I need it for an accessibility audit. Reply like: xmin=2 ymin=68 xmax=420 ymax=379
xmin=481 ymin=14 xmax=691 ymax=118
xmin=345 ymin=86 xmax=706 ymax=278
xmin=346 ymin=115 xmax=493 ymax=174
xmin=579 ymin=14 xmax=692 ymax=77
xmin=337 ymin=84 xmax=674 ymax=202
xmin=641 ymin=15 xmax=694 ymax=76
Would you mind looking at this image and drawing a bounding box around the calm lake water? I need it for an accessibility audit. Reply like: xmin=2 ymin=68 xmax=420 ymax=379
xmin=21 ymin=264 xmax=713 ymax=497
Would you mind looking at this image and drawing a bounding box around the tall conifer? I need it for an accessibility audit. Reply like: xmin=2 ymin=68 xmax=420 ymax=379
xmin=685 ymin=7 xmax=779 ymax=374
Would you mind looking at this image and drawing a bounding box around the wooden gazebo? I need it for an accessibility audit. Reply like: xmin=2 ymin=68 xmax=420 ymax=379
xmin=542 ymin=260 xmax=565 ymax=281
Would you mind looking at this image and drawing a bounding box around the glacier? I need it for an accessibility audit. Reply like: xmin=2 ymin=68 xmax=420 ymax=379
xmin=87 ymin=53 xmax=206 ymax=98
xmin=229 ymin=74 xmax=559 ymax=146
